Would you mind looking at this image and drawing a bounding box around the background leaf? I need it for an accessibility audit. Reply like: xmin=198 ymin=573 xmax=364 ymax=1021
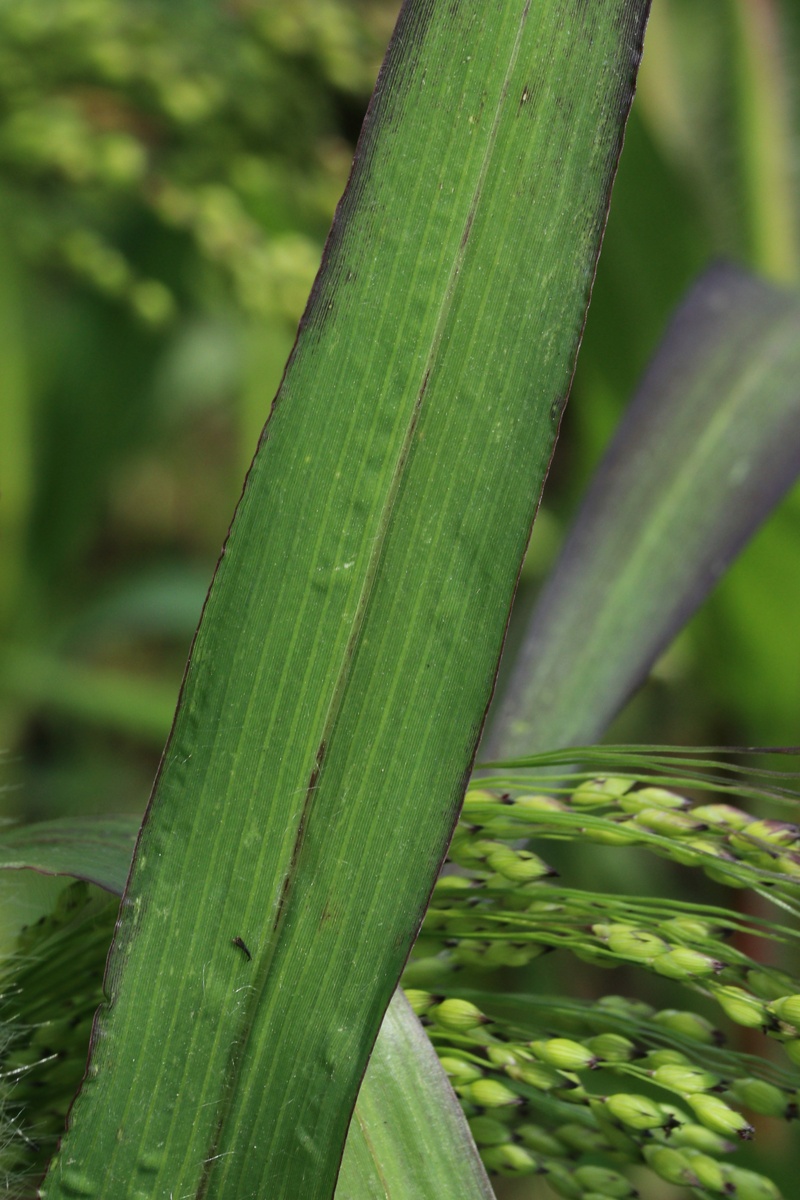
xmin=0 ymin=814 xmax=137 ymax=894
xmin=337 ymin=992 xmax=495 ymax=1200
xmin=487 ymin=264 xmax=800 ymax=760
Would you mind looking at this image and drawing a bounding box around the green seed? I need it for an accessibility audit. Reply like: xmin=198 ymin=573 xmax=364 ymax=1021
xmin=712 ymin=987 xmax=767 ymax=1029
xmin=404 ymin=989 xmax=434 ymax=1016
xmin=450 ymin=943 xmax=490 ymax=969
xmin=605 ymin=926 xmax=668 ymax=962
xmin=462 ymin=788 xmax=503 ymax=813
xmin=688 ymin=1093 xmax=754 ymax=1139
xmin=671 ymin=1123 xmax=735 ymax=1154
xmin=632 ymin=807 xmax=706 ymax=836
xmin=721 ymin=1164 xmax=781 ymax=1200
xmin=506 ymin=1061 xmax=566 ymax=1090
xmin=439 ymin=1056 xmax=484 ymax=1085
xmin=530 ymin=1038 xmax=598 ymax=1071
xmin=598 ymin=994 xmax=655 ymax=1020
xmin=401 ymin=956 xmax=454 ymax=987
xmin=644 ymin=1049 xmax=690 ymax=1069
xmin=747 ymin=968 xmax=797 ymax=1001
xmin=448 ymin=836 xmax=500 ymax=868
xmin=652 ymin=1008 xmax=721 ymax=1044
xmin=486 ymin=1044 xmax=520 ymax=1068
xmin=605 ymin=1092 xmax=667 ymax=1130
xmin=555 ymin=1123 xmax=609 ymax=1154
xmin=739 ymin=819 xmax=800 ymax=848
xmin=619 ymin=786 xmax=689 ymax=813
xmin=659 ymin=916 xmax=714 ymax=941
xmin=588 ymin=1102 xmax=641 ymax=1157
xmin=680 ymin=1149 xmax=726 ymax=1191
xmin=691 ymin=804 xmax=750 ymax=829
xmin=433 ymin=875 xmax=476 ymax=895
xmin=658 ymin=1099 xmax=691 ymax=1128
xmin=430 ymin=998 xmax=487 ymax=1032
xmin=651 ymin=1063 xmax=721 ymax=1094
xmin=481 ymin=1142 xmax=538 ymax=1175
xmin=584 ymin=821 xmax=642 ymax=846
xmin=653 ymin=946 xmax=723 ymax=980
xmin=479 ymin=816 xmax=533 ymax=839
xmin=468 ymin=1115 xmax=513 ymax=1146
xmin=573 ymin=1165 xmax=635 ymax=1196
xmin=484 ymin=845 xmax=556 ymax=882
xmin=586 ymin=1033 xmax=636 ymax=1063
xmin=482 ymin=941 xmax=539 ymax=969
xmin=730 ymin=1077 xmax=792 ymax=1119
xmin=773 ymin=854 xmax=800 ymax=881
xmin=704 ymin=860 xmax=750 ymax=887
xmin=571 ymin=777 xmax=633 ymax=807
xmin=643 ymin=1145 xmax=699 ymax=1187
xmin=514 ymin=793 xmax=567 ymax=814
xmin=516 ymin=1123 xmax=565 ymax=1156
xmin=768 ymin=994 xmax=800 ymax=1027
xmin=544 ymin=1162 xmax=584 ymax=1199
xmin=466 ymin=1078 xmax=521 ymax=1108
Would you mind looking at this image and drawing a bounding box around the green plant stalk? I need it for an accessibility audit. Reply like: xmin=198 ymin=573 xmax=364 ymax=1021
xmin=730 ymin=0 xmax=799 ymax=282
xmin=0 ymin=223 xmax=32 ymax=632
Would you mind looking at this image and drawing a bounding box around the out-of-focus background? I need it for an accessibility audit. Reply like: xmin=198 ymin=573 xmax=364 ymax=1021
xmin=0 ymin=0 xmax=796 ymax=816
xmin=3 ymin=0 xmax=798 ymax=826
xmin=0 ymin=1 xmax=799 ymax=1195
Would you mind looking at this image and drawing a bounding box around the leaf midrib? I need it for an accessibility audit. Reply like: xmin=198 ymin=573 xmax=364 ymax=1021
xmin=193 ymin=4 xmax=534 ymax=1185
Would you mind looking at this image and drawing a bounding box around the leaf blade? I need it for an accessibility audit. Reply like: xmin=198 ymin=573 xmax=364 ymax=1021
xmin=0 ymin=815 xmax=137 ymax=895
xmin=41 ymin=4 xmax=650 ymax=1198
xmin=336 ymin=993 xmax=494 ymax=1200
xmin=489 ymin=264 xmax=800 ymax=758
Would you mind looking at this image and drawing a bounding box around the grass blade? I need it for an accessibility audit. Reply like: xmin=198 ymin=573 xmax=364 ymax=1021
xmin=489 ymin=264 xmax=800 ymax=758
xmin=0 ymin=815 xmax=137 ymax=895
xmin=40 ymin=4 xmax=650 ymax=1197
xmin=337 ymin=992 xmax=494 ymax=1200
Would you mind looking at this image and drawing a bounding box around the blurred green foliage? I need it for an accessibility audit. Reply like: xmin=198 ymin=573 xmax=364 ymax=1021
xmin=0 ymin=0 xmax=798 ymax=820
xmin=0 ymin=0 xmax=396 ymax=817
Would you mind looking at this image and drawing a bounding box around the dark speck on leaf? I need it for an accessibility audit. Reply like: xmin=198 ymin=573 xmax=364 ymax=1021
xmin=232 ymin=936 xmax=252 ymax=961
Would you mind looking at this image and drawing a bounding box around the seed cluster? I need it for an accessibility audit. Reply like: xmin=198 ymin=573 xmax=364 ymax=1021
xmin=0 ymin=881 xmax=120 ymax=1190
xmin=406 ymin=989 xmax=790 ymax=1198
xmin=403 ymin=769 xmax=800 ymax=1197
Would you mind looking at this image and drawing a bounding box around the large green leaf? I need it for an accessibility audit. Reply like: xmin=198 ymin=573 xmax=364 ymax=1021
xmin=41 ymin=3 xmax=650 ymax=1198
xmin=488 ymin=264 xmax=800 ymax=759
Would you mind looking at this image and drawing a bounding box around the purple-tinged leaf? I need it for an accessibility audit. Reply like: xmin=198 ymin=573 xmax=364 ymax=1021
xmin=489 ymin=264 xmax=800 ymax=757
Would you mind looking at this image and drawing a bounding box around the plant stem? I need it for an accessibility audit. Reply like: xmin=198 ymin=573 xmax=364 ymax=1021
xmin=731 ymin=0 xmax=799 ymax=282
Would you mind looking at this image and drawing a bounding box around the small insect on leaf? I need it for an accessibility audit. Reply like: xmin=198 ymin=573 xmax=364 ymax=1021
xmin=232 ymin=936 xmax=252 ymax=961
